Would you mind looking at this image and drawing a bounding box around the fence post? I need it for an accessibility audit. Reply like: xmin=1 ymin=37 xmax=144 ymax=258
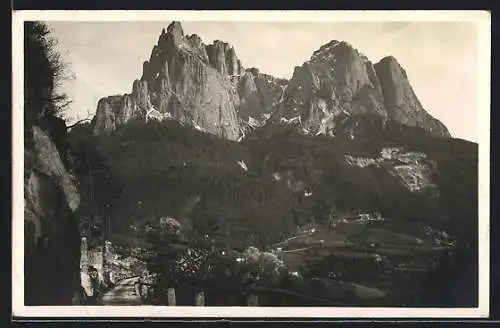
xmin=195 ymin=291 xmax=205 ymax=306
xmin=80 ymin=237 xmax=88 ymax=269
xmin=167 ymin=288 xmax=176 ymax=306
xmin=134 ymin=280 xmax=141 ymax=298
xmin=247 ymin=293 xmax=259 ymax=306
xmin=141 ymin=284 xmax=149 ymax=301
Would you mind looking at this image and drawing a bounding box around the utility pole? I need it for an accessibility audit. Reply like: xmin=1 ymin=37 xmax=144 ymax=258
xmin=226 ymin=221 xmax=232 ymax=254
xmin=86 ymin=147 xmax=94 ymax=242
xmin=102 ymin=204 xmax=109 ymax=283
xmin=135 ymin=229 xmax=138 ymax=249
xmin=107 ymin=212 xmax=111 ymax=239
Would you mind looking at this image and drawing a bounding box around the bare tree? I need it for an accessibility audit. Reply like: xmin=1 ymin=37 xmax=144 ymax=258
xmin=67 ymin=110 xmax=94 ymax=130
xmin=24 ymin=21 xmax=73 ymax=122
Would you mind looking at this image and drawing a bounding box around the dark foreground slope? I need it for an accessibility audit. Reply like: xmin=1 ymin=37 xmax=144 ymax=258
xmin=245 ymin=113 xmax=477 ymax=242
xmin=68 ymin=114 xmax=477 ymax=306
xmin=23 ymin=21 xmax=82 ymax=305
xmin=71 ymin=119 xmax=296 ymax=248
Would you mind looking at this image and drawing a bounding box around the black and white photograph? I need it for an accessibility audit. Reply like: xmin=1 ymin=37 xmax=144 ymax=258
xmin=12 ymin=10 xmax=490 ymax=318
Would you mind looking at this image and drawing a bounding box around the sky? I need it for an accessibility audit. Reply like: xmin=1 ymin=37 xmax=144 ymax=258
xmin=46 ymin=20 xmax=479 ymax=142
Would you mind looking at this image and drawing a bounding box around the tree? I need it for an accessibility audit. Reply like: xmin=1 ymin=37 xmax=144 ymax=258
xmin=68 ymin=122 xmax=123 ymax=245
xmin=24 ymin=21 xmax=72 ymax=124
xmin=24 ymin=21 xmax=74 ymax=179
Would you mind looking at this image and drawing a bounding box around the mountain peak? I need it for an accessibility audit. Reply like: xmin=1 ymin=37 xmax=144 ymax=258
xmin=310 ymin=40 xmax=361 ymax=62
xmin=277 ymin=39 xmax=450 ymax=138
xmin=376 ymin=55 xmax=408 ymax=79
xmin=166 ymin=21 xmax=184 ymax=40
xmin=93 ymin=21 xmax=245 ymax=139
xmin=378 ymin=55 xmax=398 ymax=65
xmin=374 ymin=56 xmax=450 ymax=137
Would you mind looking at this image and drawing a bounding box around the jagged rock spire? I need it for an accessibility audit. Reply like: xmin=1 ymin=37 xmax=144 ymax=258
xmin=166 ymin=21 xmax=184 ymax=41
xmin=374 ymin=56 xmax=451 ymax=137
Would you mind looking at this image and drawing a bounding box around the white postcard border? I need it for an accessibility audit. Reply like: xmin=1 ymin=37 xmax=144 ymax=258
xmin=11 ymin=10 xmax=491 ymax=318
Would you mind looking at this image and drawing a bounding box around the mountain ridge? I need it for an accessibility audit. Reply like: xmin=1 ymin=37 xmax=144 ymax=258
xmin=91 ymin=21 xmax=451 ymax=140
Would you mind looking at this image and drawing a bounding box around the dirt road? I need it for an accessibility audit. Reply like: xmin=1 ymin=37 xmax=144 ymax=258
xmin=101 ymin=277 xmax=142 ymax=305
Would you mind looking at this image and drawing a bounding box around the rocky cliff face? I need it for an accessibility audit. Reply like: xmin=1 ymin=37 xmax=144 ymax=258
xmin=272 ymin=41 xmax=384 ymax=136
xmin=91 ymin=21 xmax=289 ymax=140
xmin=374 ymin=56 xmax=451 ymax=137
xmin=92 ymin=21 xmax=245 ymax=140
xmin=237 ymin=68 xmax=288 ymax=137
xmin=272 ymin=40 xmax=449 ymax=138
xmin=91 ymin=22 xmax=450 ymax=140
xmin=24 ymin=124 xmax=82 ymax=305
xmin=92 ymin=95 xmax=140 ymax=134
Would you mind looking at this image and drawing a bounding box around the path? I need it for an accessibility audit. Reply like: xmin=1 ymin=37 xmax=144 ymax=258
xmin=101 ymin=276 xmax=142 ymax=305
xmin=281 ymin=246 xmax=315 ymax=253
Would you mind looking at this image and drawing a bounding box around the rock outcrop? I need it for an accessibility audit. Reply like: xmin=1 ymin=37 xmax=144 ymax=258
xmin=92 ymin=95 xmax=140 ymax=134
xmin=92 ymin=21 xmax=244 ymax=140
xmin=237 ymin=68 xmax=288 ymax=137
xmin=374 ymin=56 xmax=451 ymax=137
xmin=272 ymin=40 xmax=449 ymax=138
xmin=24 ymin=125 xmax=82 ymax=305
xmin=273 ymin=41 xmax=387 ymax=136
xmin=206 ymin=40 xmax=243 ymax=77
